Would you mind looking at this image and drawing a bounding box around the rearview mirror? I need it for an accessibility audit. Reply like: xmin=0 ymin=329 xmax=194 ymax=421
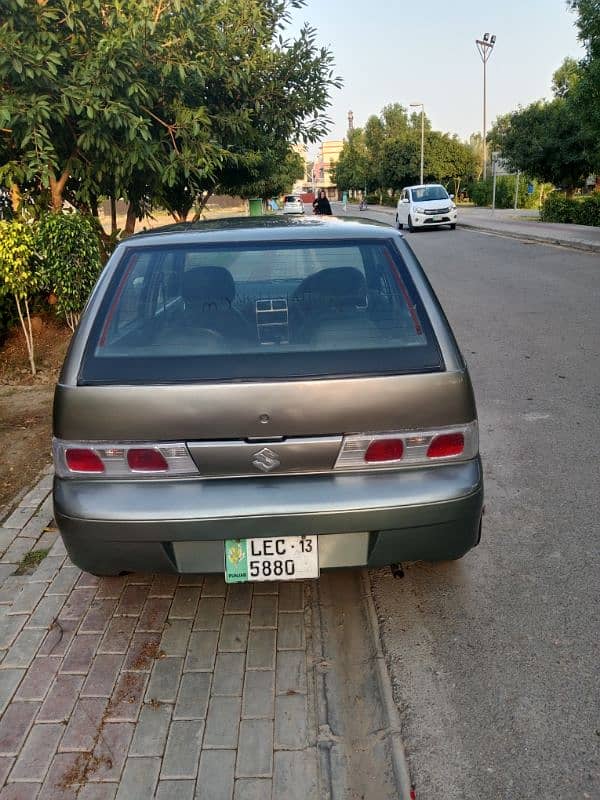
xmin=449 ymin=194 xmax=455 ymax=200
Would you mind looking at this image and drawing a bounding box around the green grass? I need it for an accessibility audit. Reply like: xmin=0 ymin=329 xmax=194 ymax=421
xmin=15 ymin=548 xmax=50 ymax=575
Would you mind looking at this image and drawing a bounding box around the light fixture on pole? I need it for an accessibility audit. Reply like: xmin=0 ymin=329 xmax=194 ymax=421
xmin=410 ymin=103 xmax=425 ymax=184
xmin=475 ymin=33 xmax=496 ymax=180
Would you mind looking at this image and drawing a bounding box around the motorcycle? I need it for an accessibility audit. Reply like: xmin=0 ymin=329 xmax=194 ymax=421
xmin=359 ymin=199 xmax=368 ymax=211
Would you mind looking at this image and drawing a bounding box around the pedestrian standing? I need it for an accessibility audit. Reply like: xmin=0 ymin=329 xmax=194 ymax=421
xmin=313 ymin=190 xmax=332 ymax=215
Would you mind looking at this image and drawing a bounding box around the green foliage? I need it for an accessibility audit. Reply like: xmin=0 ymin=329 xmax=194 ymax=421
xmin=332 ymin=129 xmax=369 ymax=192
xmin=467 ymin=175 xmax=545 ymax=209
xmin=569 ymin=1 xmax=600 ymax=170
xmin=35 ymin=213 xmax=102 ymax=330
xmin=541 ymin=192 xmax=600 ymax=226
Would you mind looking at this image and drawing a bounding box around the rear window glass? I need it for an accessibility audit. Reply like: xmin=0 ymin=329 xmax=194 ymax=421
xmin=284 ymin=196 xmax=299 ymax=202
xmin=80 ymin=239 xmax=442 ymax=383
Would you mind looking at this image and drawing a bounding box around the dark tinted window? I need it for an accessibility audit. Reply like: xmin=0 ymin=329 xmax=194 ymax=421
xmin=80 ymin=239 xmax=442 ymax=383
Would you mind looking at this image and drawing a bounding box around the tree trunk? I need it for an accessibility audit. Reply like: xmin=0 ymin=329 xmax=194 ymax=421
xmin=124 ymin=203 xmax=137 ymax=235
xmin=110 ymin=197 xmax=117 ymax=235
xmin=565 ymin=187 xmax=575 ymax=199
xmin=10 ymin=184 xmax=21 ymax=214
xmin=48 ymin=163 xmax=71 ymax=212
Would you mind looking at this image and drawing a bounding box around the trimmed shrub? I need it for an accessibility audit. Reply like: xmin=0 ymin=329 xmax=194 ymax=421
xmin=467 ymin=175 xmax=543 ymax=209
xmin=541 ymin=192 xmax=600 ymax=226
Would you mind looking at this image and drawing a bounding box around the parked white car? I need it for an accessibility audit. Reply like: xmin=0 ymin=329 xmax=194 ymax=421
xmin=396 ymin=184 xmax=457 ymax=232
xmin=283 ymin=195 xmax=304 ymax=215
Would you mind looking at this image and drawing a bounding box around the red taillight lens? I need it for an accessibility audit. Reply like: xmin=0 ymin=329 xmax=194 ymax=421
xmin=364 ymin=439 xmax=404 ymax=463
xmin=127 ymin=448 xmax=169 ymax=472
xmin=427 ymin=433 xmax=464 ymax=458
xmin=65 ymin=448 xmax=105 ymax=473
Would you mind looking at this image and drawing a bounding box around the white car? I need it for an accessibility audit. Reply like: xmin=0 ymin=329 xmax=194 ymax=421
xmin=283 ymin=195 xmax=304 ymax=214
xmin=396 ymin=184 xmax=457 ymax=232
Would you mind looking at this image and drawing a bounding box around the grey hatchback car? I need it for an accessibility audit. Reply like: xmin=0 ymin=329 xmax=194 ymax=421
xmin=53 ymin=216 xmax=483 ymax=580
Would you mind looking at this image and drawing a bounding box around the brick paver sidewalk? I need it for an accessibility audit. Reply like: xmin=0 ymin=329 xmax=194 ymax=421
xmin=0 ymin=476 xmax=319 ymax=800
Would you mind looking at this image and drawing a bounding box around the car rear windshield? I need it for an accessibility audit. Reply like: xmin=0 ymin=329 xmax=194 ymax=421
xmin=79 ymin=239 xmax=443 ymax=383
xmin=284 ymin=196 xmax=299 ymax=202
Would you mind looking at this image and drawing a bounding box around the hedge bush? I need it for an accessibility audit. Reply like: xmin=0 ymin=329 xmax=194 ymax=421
xmin=467 ymin=175 xmax=543 ymax=209
xmin=541 ymin=192 xmax=600 ymax=226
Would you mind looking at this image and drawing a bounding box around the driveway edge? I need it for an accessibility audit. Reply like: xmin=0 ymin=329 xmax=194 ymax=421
xmin=458 ymin=222 xmax=600 ymax=254
xmin=361 ymin=568 xmax=414 ymax=799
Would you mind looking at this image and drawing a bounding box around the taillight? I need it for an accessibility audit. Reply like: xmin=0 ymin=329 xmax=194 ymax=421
xmin=427 ymin=433 xmax=464 ymax=458
xmin=365 ymin=439 xmax=404 ymax=463
xmin=127 ymin=449 xmax=169 ymax=471
xmin=65 ymin=449 xmax=105 ymax=473
xmin=54 ymin=440 xmax=198 ymax=478
xmin=335 ymin=422 xmax=478 ymax=470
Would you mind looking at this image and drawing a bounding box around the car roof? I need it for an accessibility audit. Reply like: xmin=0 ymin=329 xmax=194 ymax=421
xmin=124 ymin=215 xmax=398 ymax=247
xmin=404 ymin=184 xmax=446 ymax=191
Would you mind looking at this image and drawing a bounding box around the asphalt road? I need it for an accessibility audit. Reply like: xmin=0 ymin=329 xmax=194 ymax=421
xmin=341 ymin=208 xmax=599 ymax=799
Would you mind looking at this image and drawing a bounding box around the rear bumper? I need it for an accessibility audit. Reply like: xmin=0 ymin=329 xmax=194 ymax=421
xmin=54 ymin=459 xmax=484 ymax=574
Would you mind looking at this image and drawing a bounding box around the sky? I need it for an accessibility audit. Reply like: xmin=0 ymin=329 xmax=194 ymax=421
xmin=286 ymin=0 xmax=584 ymax=157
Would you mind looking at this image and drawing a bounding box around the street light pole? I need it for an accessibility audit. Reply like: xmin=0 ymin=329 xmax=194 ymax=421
xmin=410 ymin=103 xmax=424 ymax=184
xmin=475 ymin=33 xmax=496 ymax=180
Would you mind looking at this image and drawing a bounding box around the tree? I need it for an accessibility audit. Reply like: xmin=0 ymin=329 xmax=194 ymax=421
xmin=0 ymin=220 xmax=38 ymax=374
xmin=331 ymin=129 xmax=369 ymax=193
xmin=568 ymin=1 xmax=600 ymax=169
xmin=0 ymin=0 xmax=341 ymax=231
xmin=552 ymin=56 xmax=581 ymax=97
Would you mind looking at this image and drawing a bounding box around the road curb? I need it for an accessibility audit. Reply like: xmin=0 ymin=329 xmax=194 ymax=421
xmin=458 ymin=222 xmax=600 ymax=254
xmin=360 ymin=568 xmax=414 ymax=799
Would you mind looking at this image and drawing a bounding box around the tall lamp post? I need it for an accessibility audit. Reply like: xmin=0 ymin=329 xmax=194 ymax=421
xmin=475 ymin=33 xmax=496 ymax=180
xmin=410 ymin=103 xmax=425 ymax=184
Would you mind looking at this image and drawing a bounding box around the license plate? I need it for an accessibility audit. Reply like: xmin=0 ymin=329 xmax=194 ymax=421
xmin=432 ymin=215 xmax=442 ymax=222
xmin=224 ymin=536 xmax=319 ymax=583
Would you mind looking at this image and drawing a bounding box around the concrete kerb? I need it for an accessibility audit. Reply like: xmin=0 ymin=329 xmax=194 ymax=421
xmin=360 ymin=568 xmax=413 ymax=800
xmin=457 ymin=221 xmax=600 ymax=254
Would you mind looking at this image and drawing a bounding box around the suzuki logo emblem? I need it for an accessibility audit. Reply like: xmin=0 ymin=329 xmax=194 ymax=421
xmin=252 ymin=447 xmax=281 ymax=473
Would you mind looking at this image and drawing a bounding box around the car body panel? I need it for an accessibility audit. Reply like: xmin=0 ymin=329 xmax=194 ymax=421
xmin=283 ymin=195 xmax=304 ymax=214
xmin=397 ymin=184 xmax=458 ymax=229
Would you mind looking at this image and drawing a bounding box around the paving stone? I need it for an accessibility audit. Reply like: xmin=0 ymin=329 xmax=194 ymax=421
xmin=19 ymin=486 xmax=51 ymax=509
xmin=276 ymin=612 xmax=304 ymax=651
xmin=212 ymin=652 xmax=245 ymax=696
xmin=31 ymin=532 xmax=58 ymax=554
xmin=250 ymin=596 xmax=277 ymax=629
xmin=203 ymin=697 xmax=241 ymax=749
xmin=241 ymin=670 xmax=275 ymax=720
xmin=60 ymin=634 xmax=101 ymax=674
xmin=60 ymin=588 xmax=97 ymax=621
xmin=274 ymin=693 xmax=308 ymax=750
xmin=114 ymin=585 xmax=149 ymax=617
xmin=0 ymin=528 xmax=16 ymax=554
xmin=224 ymin=584 xmax=253 ymax=614
xmin=193 ymin=598 xmax=224 ymax=631
xmin=233 ymin=779 xmax=272 ymax=800
xmin=95 ymin=578 xmax=127 ymax=600
xmin=129 ymin=704 xmax=171 ymax=757
xmin=161 ymin=720 xmax=203 ymax=779
xmin=115 ymin=756 xmax=160 ymax=800
xmin=236 ymin=719 xmax=273 ymax=778
xmin=251 ymin=582 xmax=278 ymax=596
xmin=81 ymin=654 xmax=124 ymax=698
xmin=122 ymin=633 xmax=161 ymax=672
xmin=0 ymin=757 xmax=13 ymax=788
xmin=2 ymin=629 xmax=45 ymax=668
xmin=19 ymin=516 xmax=53 ymax=542
xmin=46 ymin=566 xmax=80 ymax=597
xmin=38 ymin=618 xmax=78 ymax=659
xmin=200 ymin=576 xmax=227 ymax=597
xmin=155 ymin=779 xmax=195 ymax=800
xmin=195 ymin=750 xmax=236 ymax=800
xmin=37 ymin=674 xmax=84 ymax=723
xmin=88 ymin=722 xmax=134 ymax=782
xmin=218 ymin=615 xmax=249 ymax=652
xmin=159 ymin=620 xmax=192 ymax=657
xmin=184 ymin=631 xmax=218 ymax=672
xmin=145 ymin=657 xmax=183 ymax=704
xmin=10 ymin=722 xmax=63 ymax=782
xmin=105 ymin=672 xmax=147 ymax=723
xmin=272 ymin=750 xmax=318 ymax=800
xmin=179 ymin=574 xmax=204 ymax=587
xmin=124 ymin=574 xmax=152 ymax=586
xmin=14 ymin=656 xmax=60 ymax=701
xmin=6 ymin=583 xmax=47 ymax=616
xmin=173 ymin=672 xmax=211 ymax=721
xmin=78 ymin=785 xmax=118 ymax=800
xmin=80 ymin=601 xmax=117 ymax=634
xmin=0 ymin=577 xmax=26 ymax=605
xmin=75 ymin=573 xmax=100 ymax=590
xmin=278 ymin=582 xmax=304 ymax=612
xmin=0 ymin=615 xmax=25 ymax=651
xmin=26 ymin=594 xmax=67 ymax=630
xmin=40 ymin=751 xmax=89 ymax=798
xmin=0 ymin=564 xmax=15 ymax=584
xmin=148 ymin=575 xmax=179 ymax=598
xmin=168 ymin=587 xmax=201 ymax=620
xmin=2 ymin=506 xmax=35 ymax=530
xmin=137 ymin=597 xmax=171 ymax=632
xmin=0 ymin=781 xmax=41 ymax=798
xmin=28 ymin=556 xmax=63 ymax=585
xmin=59 ymin=697 xmax=108 ymax=752
xmin=98 ymin=618 xmax=136 ymax=655
xmin=1 ymin=537 xmax=35 ymax=565
xmin=246 ymin=630 xmax=276 ymax=671
xmin=0 ymin=669 xmax=25 ymax=715
xmin=275 ymin=650 xmax=307 ymax=696
xmin=0 ymin=701 xmax=39 ymax=756
xmin=48 ymin=538 xmax=67 ymax=558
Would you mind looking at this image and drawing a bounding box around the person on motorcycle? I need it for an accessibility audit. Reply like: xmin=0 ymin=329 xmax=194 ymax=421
xmin=313 ymin=190 xmax=332 ymax=215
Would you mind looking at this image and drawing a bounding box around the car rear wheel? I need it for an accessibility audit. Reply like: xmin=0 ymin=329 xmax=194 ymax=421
xmin=408 ymin=215 xmax=415 ymax=233
xmin=450 ymin=223 xmax=456 ymax=230
xmin=396 ymin=214 xmax=403 ymax=230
